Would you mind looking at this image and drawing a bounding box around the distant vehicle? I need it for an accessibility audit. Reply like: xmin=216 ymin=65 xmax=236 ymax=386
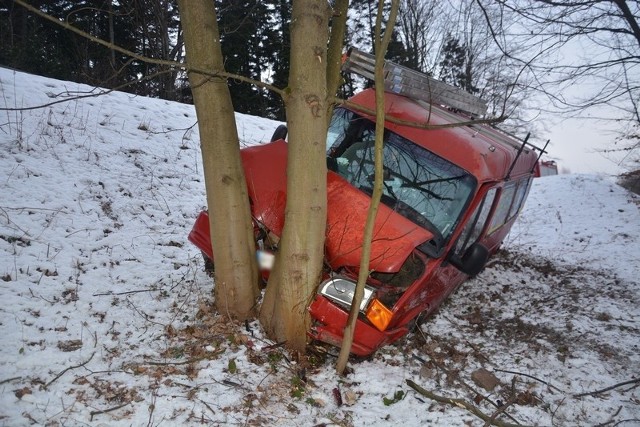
xmin=188 ymin=48 xmax=546 ymax=356
xmin=534 ymin=159 xmax=558 ymax=177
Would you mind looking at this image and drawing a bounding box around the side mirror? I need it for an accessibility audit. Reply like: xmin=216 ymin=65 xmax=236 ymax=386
xmin=271 ymin=124 xmax=288 ymax=142
xmin=449 ymin=243 xmax=489 ymax=277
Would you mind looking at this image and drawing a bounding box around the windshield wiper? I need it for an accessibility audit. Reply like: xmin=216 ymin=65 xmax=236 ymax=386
xmin=359 ymin=185 xmax=398 ymax=209
xmin=407 ymin=174 xmax=467 ymax=188
xmin=400 ymin=180 xmax=454 ymax=202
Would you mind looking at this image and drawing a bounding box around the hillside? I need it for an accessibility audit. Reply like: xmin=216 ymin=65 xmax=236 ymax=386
xmin=1 ymin=68 xmax=639 ymax=426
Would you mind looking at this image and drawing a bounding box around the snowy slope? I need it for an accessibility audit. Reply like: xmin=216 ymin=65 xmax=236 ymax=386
xmin=1 ymin=68 xmax=639 ymax=426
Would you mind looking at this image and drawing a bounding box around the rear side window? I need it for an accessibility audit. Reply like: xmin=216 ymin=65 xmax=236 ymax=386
xmin=488 ymin=182 xmax=516 ymax=233
xmin=508 ymin=177 xmax=532 ymax=220
xmin=455 ymin=188 xmax=497 ymax=255
xmin=488 ymin=176 xmax=532 ymax=234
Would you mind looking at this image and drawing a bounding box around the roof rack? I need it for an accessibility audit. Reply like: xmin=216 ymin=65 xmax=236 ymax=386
xmin=342 ymin=47 xmax=550 ymax=177
xmin=343 ymin=47 xmax=488 ymax=117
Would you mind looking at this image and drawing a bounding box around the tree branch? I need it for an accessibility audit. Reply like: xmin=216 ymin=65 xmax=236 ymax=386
xmin=44 ymin=352 xmax=95 ymax=390
xmin=574 ymin=377 xmax=640 ymax=398
xmin=406 ymin=379 xmax=528 ymax=427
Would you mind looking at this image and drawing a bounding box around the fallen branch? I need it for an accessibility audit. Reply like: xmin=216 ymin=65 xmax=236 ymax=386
xmin=199 ymin=399 xmax=217 ymax=416
xmin=494 ymin=369 xmax=564 ymax=393
xmin=44 ymin=352 xmax=95 ymax=390
xmin=93 ymin=288 xmax=158 ymax=297
xmin=0 ymin=376 xmax=22 ymax=385
xmin=414 ymin=331 xmax=521 ymax=425
xmin=574 ymin=378 xmax=640 ymax=398
xmin=147 ymin=388 xmax=157 ymax=427
xmin=261 ymin=341 xmax=287 ymax=352
xmin=89 ymin=402 xmax=130 ymax=421
xmin=406 ymin=379 xmax=528 ymax=427
xmin=140 ymin=357 xmax=206 ymax=366
xmin=488 ymin=395 xmax=519 ymax=427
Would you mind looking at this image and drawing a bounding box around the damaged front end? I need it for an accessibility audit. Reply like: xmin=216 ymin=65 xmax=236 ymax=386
xmin=187 ymin=141 xmax=436 ymax=356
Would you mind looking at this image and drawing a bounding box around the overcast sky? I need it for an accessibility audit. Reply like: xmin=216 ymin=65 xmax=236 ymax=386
xmin=548 ymin=118 xmax=624 ymax=175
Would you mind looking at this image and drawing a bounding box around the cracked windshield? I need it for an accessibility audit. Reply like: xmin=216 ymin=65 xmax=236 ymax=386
xmin=326 ymin=108 xmax=476 ymax=241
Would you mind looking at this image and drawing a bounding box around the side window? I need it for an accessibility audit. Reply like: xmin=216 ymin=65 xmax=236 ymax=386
xmin=326 ymin=108 xmax=354 ymax=154
xmin=455 ymin=188 xmax=497 ymax=255
xmin=507 ymin=177 xmax=532 ymax=220
xmin=488 ymin=182 xmax=517 ymax=233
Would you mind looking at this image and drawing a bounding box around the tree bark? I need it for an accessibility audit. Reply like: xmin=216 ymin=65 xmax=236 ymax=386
xmin=260 ymin=0 xmax=331 ymax=353
xmin=178 ymin=0 xmax=259 ymax=320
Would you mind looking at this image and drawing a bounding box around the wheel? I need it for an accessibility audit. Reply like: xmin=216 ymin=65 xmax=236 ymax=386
xmin=271 ymin=124 xmax=288 ymax=142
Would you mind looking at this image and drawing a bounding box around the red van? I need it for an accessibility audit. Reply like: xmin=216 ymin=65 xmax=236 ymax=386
xmin=188 ymin=49 xmax=545 ymax=356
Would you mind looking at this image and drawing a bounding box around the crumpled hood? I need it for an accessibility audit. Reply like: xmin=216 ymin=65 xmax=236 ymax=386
xmin=242 ymin=141 xmax=433 ymax=273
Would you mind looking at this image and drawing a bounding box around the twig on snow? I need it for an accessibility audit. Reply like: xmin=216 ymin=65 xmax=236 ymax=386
xmin=140 ymin=357 xmax=205 ymax=366
xmin=44 ymin=352 xmax=95 ymax=390
xmin=89 ymin=402 xmax=130 ymax=421
xmin=0 ymin=376 xmax=22 ymax=385
xmin=261 ymin=341 xmax=287 ymax=351
xmin=406 ymin=379 xmax=529 ymax=427
xmin=147 ymin=387 xmax=158 ymax=427
xmin=574 ymin=378 xmax=640 ymax=398
xmin=487 ymin=395 xmax=519 ymax=427
xmin=199 ymin=399 xmax=216 ymax=416
xmin=494 ymin=368 xmax=565 ymax=393
xmin=93 ymin=288 xmax=158 ymax=297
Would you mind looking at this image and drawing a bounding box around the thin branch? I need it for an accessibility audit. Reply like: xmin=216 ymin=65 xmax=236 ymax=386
xmin=89 ymin=402 xmax=130 ymax=421
xmin=494 ymin=368 xmax=565 ymax=393
xmin=406 ymin=379 xmax=528 ymax=427
xmin=44 ymin=352 xmax=95 ymax=390
xmin=93 ymin=288 xmax=158 ymax=297
xmin=0 ymin=376 xmax=22 ymax=385
xmin=574 ymin=378 xmax=640 ymax=398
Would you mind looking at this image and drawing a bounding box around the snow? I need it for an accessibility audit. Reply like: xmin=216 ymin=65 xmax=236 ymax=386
xmin=1 ymin=68 xmax=639 ymax=426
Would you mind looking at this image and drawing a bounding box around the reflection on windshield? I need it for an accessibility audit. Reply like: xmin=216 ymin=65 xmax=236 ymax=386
xmin=327 ymin=108 xmax=476 ymax=242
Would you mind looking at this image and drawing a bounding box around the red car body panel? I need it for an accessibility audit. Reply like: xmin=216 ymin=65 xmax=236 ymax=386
xmin=325 ymin=173 xmax=433 ymax=272
xmin=240 ymin=140 xmax=433 ymax=273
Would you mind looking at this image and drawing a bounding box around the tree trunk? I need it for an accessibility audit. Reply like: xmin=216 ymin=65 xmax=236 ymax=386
xmin=336 ymin=0 xmax=399 ymax=375
xmin=178 ymin=0 xmax=259 ymax=320
xmin=259 ymin=0 xmax=331 ymax=353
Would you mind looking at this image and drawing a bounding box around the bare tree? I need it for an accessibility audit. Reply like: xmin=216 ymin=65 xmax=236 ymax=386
xmin=259 ymin=0 xmax=350 ymax=354
xmin=397 ymin=0 xmax=442 ymax=73
xmin=478 ymin=0 xmax=640 ymax=168
xmin=178 ymin=0 xmax=260 ymax=320
xmin=391 ymin=1 xmax=534 ymax=133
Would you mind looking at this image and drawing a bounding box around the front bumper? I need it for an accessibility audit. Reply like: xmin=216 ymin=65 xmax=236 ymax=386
xmin=308 ymin=295 xmax=408 ymax=357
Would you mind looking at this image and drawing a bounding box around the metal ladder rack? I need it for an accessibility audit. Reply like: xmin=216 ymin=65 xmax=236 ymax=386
xmin=342 ymin=47 xmax=550 ymax=177
xmin=343 ymin=47 xmax=488 ymax=117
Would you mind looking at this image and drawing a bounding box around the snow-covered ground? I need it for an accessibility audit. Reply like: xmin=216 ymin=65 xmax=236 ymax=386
xmin=1 ymin=68 xmax=638 ymax=426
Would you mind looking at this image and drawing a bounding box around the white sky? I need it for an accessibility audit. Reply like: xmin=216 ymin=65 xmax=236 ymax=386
xmin=548 ymin=118 xmax=624 ymax=175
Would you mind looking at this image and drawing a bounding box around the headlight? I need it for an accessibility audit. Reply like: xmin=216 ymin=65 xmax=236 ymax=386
xmin=318 ymin=277 xmax=375 ymax=312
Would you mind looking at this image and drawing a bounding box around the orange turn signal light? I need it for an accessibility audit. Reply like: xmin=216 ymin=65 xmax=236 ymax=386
xmin=365 ymin=299 xmax=393 ymax=331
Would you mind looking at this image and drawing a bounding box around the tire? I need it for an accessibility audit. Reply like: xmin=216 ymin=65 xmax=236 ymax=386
xmin=271 ymin=124 xmax=288 ymax=142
